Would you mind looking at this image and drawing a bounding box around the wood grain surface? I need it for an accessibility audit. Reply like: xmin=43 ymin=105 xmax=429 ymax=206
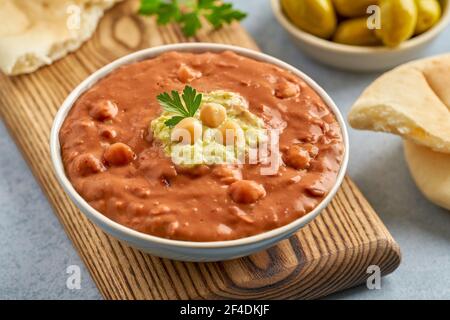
xmin=0 ymin=0 xmax=401 ymax=299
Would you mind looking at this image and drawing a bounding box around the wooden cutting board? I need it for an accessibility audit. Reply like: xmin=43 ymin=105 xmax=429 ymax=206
xmin=0 ymin=0 xmax=401 ymax=299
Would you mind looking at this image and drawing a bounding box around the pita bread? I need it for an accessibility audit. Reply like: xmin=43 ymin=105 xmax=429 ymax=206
xmin=0 ymin=0 xmax=121 ymax=76
xmin=348 ymin=54 xmax=450 ymax=153
xmin=404 ymin=140 xmax=450 ymax=211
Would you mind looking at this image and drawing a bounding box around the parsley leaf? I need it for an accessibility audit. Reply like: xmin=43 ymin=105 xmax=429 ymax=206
xmin=179 ymin=12 xmax=202 ymax=37
xmin=138 ymin=0 xmax=161 ymax=15
xmin=139 ymin=0 xmax=180 ymax=24
xmin=156 ymin=2 xmax=180 ymax=24
xmin=182 ymin=85 xmax=202 ymax=116
xmin=157 ymin=90 xmax=188 ymax=116
xmin=139 ymin=0 xmax=247 ymax=37
xmin=197 ymin=0 xmax=216 ymax=9
xmin=157 ymin=86 xmax=203 ymax=127
xmin=164 ymin=115 xmax=186 ymax=127
xmin=205 ymin=3 xmax=247 ymax=29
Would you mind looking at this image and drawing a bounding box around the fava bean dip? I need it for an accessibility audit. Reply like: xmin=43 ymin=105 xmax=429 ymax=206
xmin=59 ymin=51 xmax=344 ymax=241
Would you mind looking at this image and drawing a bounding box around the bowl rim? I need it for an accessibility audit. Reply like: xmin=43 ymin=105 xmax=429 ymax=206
xmin=271 ymin=0 xmax=450 ymax=54
xmin=50 ymin=43 xmax=349 ymax=249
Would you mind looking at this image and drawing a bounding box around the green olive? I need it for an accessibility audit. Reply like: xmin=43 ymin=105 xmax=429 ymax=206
xmin=415 ymin=0 xmax=442 ymax=34
xmin=333 ymin=18 xmax=381 ymax=46
xmin=281 ymin=0 xmax=337 ymax=39
xmin=375 ymin=0 xmax=418 ymax=47
xmin=333 ymin=0 xmax=379 ymax=17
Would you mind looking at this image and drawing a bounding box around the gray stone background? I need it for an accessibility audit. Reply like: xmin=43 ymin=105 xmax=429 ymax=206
xmin=0 ymin=0 xmax=449 ymax=299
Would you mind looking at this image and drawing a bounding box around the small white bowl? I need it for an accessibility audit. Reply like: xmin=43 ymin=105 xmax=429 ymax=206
xmin=50 ymin=43 xmax=349 ymax=262
xmin=271 ymin=0 xmax=450 ymax=71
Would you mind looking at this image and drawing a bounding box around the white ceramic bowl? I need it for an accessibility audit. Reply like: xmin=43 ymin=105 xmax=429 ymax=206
xmin=50 ymin=43 xmax=349 ymax=262
xmin=271 ymin=0 xmax=450 ymax=71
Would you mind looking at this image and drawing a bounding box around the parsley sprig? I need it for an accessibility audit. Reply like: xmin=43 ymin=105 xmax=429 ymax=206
xmin=139 ymin=0 xmax=247 ymax=37
xmin=157 ymin=86 xmax=203 ymax=126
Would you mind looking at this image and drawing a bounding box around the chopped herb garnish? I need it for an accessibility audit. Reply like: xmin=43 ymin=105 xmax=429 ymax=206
xmin=157 ymin=85 xmax=203 ymax=126
xmin=139 ymin=0 xmax=247 ymax=37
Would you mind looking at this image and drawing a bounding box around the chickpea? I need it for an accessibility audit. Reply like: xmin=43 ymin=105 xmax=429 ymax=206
xmin=219 ymin=120 xmax=244 ymax=145
xmin=212 ymin=165 xmax=242 ymax=184
xmin=104 ymin=142 xmax=136 ymax=166
xmin=171 ymin=117 xmax=202 ymax=145
xmin=200 ymin=103 xmax=227 ymax=128
xmin=73 ymin=153 xmax=105 ymax=176
xmin=284 ymin=145 xmax=311 ymax=170
xmin=89 ymin=100 xmax=118 ymax=121
xmin=228 ymin=180 xmax=266 ymax=204
xmin=99 ymin=127 xmax=117 ymax=140
xmin=275 ymin=80 xmax=299 ymax=99
xmin=177 ymin=64 xmax=202 ymax=83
